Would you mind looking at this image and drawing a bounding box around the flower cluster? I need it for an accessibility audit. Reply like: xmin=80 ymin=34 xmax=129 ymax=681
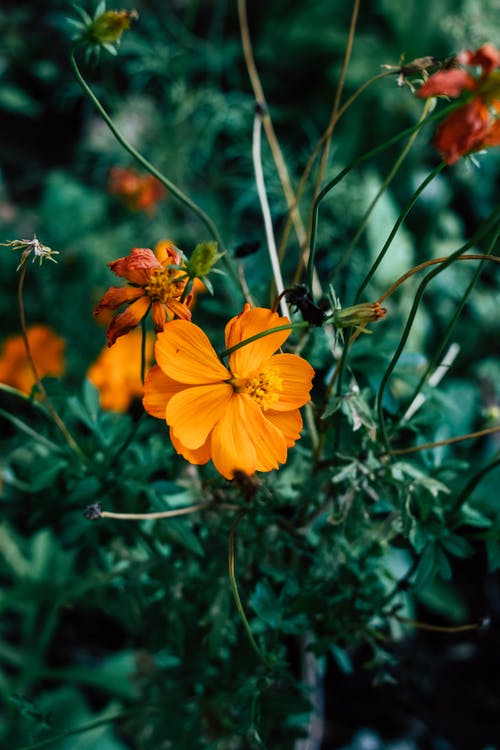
xmin=143 ymin=304 xmax=315 ymax=480
xmin=94 ymin=241 xmax=192 ymax=347
xmin=417 ymin=43 xmax=500 ymax=164
xmin=108 ymin=166 xmax=166 ymax=214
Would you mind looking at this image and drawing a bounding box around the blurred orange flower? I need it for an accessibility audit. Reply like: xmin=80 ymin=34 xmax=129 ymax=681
xmin=88 ymin=329 xmax=154 ymax=412
xmin=417 ymin=43 xmax=500 ymax=163
xmin=0 ymin=325 xmax=65 ymax=394
xmin=108 ymin=166 xmax=166 ymax=214
xmin=143 ymin=304 xmax=315 ymax=480
xmin=94 ymin=241 xmax=192 ymax=347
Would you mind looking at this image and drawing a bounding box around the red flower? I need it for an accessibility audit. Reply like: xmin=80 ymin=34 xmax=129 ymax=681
xmin=108 ymin=166 xmax=166 ymax=214
xmin=94 ymin=241 xmax=192 ymax=347
xmin=417 ymin=43 xmax=500 ymax=163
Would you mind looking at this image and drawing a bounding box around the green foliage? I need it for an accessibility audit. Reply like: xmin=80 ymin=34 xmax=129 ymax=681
xmin=0 ymin=0 xmax=499 ymax=747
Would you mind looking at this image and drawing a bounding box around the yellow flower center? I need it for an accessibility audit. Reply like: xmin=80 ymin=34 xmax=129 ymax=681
xmin=145 ymin=267 xmax=186 ymax=302
xmin=232 ymin=367 xmax=283 ymax=410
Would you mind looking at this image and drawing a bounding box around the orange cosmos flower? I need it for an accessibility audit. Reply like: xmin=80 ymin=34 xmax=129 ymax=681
xmin=0 ymin=325 xmax=65 ymax=395
xmin=88 ymin=328 xmax=154 ymax=412
xmin=417 ymin=43 xmax=500 ymax=164
xmin=94 ymin=241 xmax=192 ymax=347
xmin=108 ymin=167 xmax=166 ymax=214
xmin=143 ymin=304 xmax=315 ymax=480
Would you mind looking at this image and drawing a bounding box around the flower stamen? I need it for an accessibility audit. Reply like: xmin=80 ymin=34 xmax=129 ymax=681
xmin=233 ymin=367 xmax=283 ymax=410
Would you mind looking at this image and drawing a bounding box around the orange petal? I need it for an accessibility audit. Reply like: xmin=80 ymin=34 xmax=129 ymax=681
xmin=265 ymin=409 xmax=303 ymax=447
xmin=417 ymin=70 xmax=475 ymax=98
xmin=240 ymin=396 xmax=287 ymax=471
xmin=166 ymin=300 xmax=192 ymax=321
xmin=170 ymin=428 xmax=212 ymax=465
xmin=155 ymin=320 xmax=230 ymax=384
xmin=210 ymin=395 xmax=258 ymax=479
xmin=109 ymin=248 xmax=160 ymax=285
xmin=226 ymin=306 xmax=291 ymax=377
xmin=151 ymin=301 xmax=167 ymax=332
xmin=143 ymin=364 xmax=187 ymax=418
xmin=167 ymin=383 xmax=232 ymax=449
xmin=94 ymin=286 xmax=144 ymax=315
xmin=154 ymin=240 xmax=182 ymax=266
xmin=267 ymin=353 xmax=314 ymax=410
xmin=106 ymin=295 xmax=151 ymax=346
xmin=433 ymin=98 xmax=490 ymax=163
xmin=482 ymin=104 xmax=500 ymax=147
xmin=458 ymin=44 xmax=500 ymax=75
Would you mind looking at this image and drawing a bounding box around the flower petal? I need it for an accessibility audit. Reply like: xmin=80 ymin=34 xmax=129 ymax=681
xmin=167 ymin=383 xmax=232 ymax=449
xmin=266 ymin=353 xmax=315 ymax=410
xmin=210 ymin=395 xmax=258 ymax=479
xmin=143 ymin=364 xmax=187 ymax=418
xmin=243 ymin=397 xmax=288 ymax=471
xmin=457 ymin=44 xmax=500 ymax=75
xmin=265 ymin=409 xmax=303 ymax=447
xmin=109 ymin=247 xmax=161 ymax=285
xmin=417 ymin=70 xmax=475 ymax=98
xmin=94 ymin=285 xmax=144 ymax=315
xmin=433 ymin=98 xmax=490 ymax=163
xmin=106 ymin=296 xmax=151 ymax=346
xmin=155 ymin=320 xmax=230 ymax=384
xmin=226 ymin=306 xmax=291 ymax=377
xmin=170 ymin=428 xmax=212 ymax=465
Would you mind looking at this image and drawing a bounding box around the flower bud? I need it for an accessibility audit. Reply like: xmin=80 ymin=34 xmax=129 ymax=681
xmin=332 ymin=302 xmax=386 ymax=333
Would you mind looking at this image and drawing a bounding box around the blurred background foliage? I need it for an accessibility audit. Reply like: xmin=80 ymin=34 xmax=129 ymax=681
xmin=0 ymin=0 xmax=500 ymax=748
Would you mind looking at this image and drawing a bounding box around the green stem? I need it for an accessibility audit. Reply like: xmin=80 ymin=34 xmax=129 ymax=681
xmin=395 ymin=243 xmax=494 ymax=431
xmin=0 ymin=408 xmax=64 ymax=454
xmin=219 ymin=321 xmax=309 ymax=359
xmin=306 ymin=100 xmax=461 ymax=294
xmin=354 ymin=161 xmax=446 ymax=303
xmin=228 ymin=510 xmax=273 ymax=668
xmin=69 ymin=47 xmax=239 ymax=286
xmin=376 ymin=210 xmax=500 ymax=451
xmin=331 ymin=99 xmax=433 ymax=285
xmin=140 ymin=317 xmax=147 ymax=385
xmin=451 ymin=453 xmax=500 ymax=511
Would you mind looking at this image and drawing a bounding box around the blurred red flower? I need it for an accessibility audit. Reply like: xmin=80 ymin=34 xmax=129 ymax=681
xmin=108 ymin=166 xmax=167 ymax=214
xmin=0 ymin=325 xmax=65 ymax=395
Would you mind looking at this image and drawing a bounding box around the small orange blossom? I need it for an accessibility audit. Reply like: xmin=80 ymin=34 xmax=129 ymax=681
xmin=94 ymin=241 xmax=192 ymax=347
xmin=0 ymin=325 xmax=65 ymax=395
xmin=417 ymin=43 xmax=500 ymax=163
xmin=108 ymin=166 xmax=166 ymax=214
xmin=143 ymin=304 xmax=315 ymax=480
xmin=88 ymin=328 xmax=154 ymax=412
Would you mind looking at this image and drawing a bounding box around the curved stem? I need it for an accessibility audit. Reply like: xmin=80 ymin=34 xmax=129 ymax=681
xmin=451 ymin=454 xmax=500 ymax=511
xmin=384 ymin=425 xmax=500 ymax=457
xmin=306 ymin=100 xmax=461 ymax=294
xmin=219 ymin=321 xmax=309 ymax=359
xmin=375 ymin=215 xmax=500 ymax=451
xmin=17 ymin=263 xmax=85 ymax=459
xmin=228 ymin=510 xmax=273 ymax=668
xmin=69 ymin=47 xmax=240 ymax=285
xmin=313 ymin=0 xmax=360 ymax=195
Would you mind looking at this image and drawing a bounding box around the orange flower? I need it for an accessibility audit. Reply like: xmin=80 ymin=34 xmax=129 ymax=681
xmin=143 ymin=304 xmax=315 ymax=480
xmin=0 ymin=325 xmax=65 ymax=394
xmin=88 ymin=328 xmax=153 ymax=412
xmin=108 ymin=167 xmax=166 ymax=214
xmin=417 ymin=43 xmax=500 ymax=163
xmin=94 ymin=241 xmax=192 ymax=347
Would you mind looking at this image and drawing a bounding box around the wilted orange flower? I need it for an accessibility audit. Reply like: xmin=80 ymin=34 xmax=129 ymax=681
xmin=94 ymin=241 xmax=192 ymax=347
xmin=143 ymin=304 xmax=315 ymax=480
xmin=108 ymin=167 xmax=166 ymax=214
xmin=417 ymin=43 xmax=500 ymax=163
xmin=0 ymin=325 xmax=65 ymax=394
xmin=88 ymin=328 xmax=153 ymax=412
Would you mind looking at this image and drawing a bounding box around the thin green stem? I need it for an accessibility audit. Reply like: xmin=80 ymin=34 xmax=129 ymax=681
xmin=354 ymin=162 xmax=446 ymax=303
xmin=395 ymin=243 xmax=494 ymax=430
xmin=331 ymin=99 xmax=432 ymax=285
xmin=0 ymin=408 xmax=64 ymax=454
xmin=69 ymin=47 xmax=240 ymax=286
xmin=375 ymin=210 xmax=500 ymax=451
xmin=228 ymin=510 xmax=273 ymax=668
xmin=306 ymin=100 xmax=461 ymax=294
xmin=451 ymin=453 xmax=500 ymax=511
xmin=219 ymin=321 xmax=309 ymax=360
xmin=17 ymin=263 xmax=86 ymax=459
xmin=140 ymin=317 xmax=147 ymax=385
